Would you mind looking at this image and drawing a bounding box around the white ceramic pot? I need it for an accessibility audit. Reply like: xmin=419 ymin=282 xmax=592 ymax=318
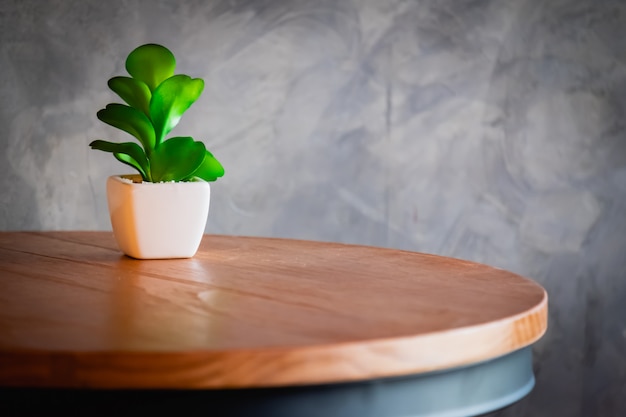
xmin=106 ymin=175 xmax=210 ymax=259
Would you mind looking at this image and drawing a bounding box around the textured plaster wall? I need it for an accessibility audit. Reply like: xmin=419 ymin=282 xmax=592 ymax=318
xmin=1 ymin=0 xmax=625 ymax=415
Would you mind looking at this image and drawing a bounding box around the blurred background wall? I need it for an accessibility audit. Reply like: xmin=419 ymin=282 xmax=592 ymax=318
xmin=1 ymin=0 xmax=625 ymax=415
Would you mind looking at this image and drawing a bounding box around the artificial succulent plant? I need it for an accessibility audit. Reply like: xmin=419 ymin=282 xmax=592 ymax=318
xmin=90 ymin=43 xmax=224 ymax=183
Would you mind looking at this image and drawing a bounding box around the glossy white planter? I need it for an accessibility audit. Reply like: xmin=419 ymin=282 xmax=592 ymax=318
xmin=106 ymin=175 xmax=210 ymax=259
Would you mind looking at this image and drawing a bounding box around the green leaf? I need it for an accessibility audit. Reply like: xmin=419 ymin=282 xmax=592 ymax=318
xmin=125 ymin=44 xmax=176 ymax=92
xmin=113 ymin=154 xmax=148 ymax=181
xmin=108 ymin=76 xmax=151 ymax=116
xmin=97 ymin=104 xmax=156 ymax=152
xmin=189 ymin=150 xmax=225 ymax=181
xmin=149 ymin=136 xmax=206 ymax=182
xmin=89 ymin=140 xmax=150 ymax=180
xmin=150 ymin=75 xmax=204 ymax=146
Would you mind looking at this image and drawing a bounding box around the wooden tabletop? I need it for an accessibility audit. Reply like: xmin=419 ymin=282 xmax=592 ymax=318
xmin=0 ymin=232 xmax=547 ymax=389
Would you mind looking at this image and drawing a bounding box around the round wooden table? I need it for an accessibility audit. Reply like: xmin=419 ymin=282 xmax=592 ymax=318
xmin=0 ymin=232 xmax=547 ymax=417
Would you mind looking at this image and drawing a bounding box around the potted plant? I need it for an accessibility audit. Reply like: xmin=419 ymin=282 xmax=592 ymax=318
xmin=90 ymin=43 xmax=224 ymax=259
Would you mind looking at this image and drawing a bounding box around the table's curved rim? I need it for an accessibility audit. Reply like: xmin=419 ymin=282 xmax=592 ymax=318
xmin=0 ymin=232 xmax=548 ymax=389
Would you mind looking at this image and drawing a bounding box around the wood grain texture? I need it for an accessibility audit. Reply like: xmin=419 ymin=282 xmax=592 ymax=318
xmin=0 ymin=232 xmax=547 ymax=389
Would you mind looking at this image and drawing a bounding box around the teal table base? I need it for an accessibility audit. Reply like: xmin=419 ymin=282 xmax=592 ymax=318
xmin=1 ymin=347 xmax=534 ymax=417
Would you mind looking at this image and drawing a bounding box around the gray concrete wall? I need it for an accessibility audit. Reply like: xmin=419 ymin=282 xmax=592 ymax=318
xmin=1 ymin=0 xmax=625 ymax=415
